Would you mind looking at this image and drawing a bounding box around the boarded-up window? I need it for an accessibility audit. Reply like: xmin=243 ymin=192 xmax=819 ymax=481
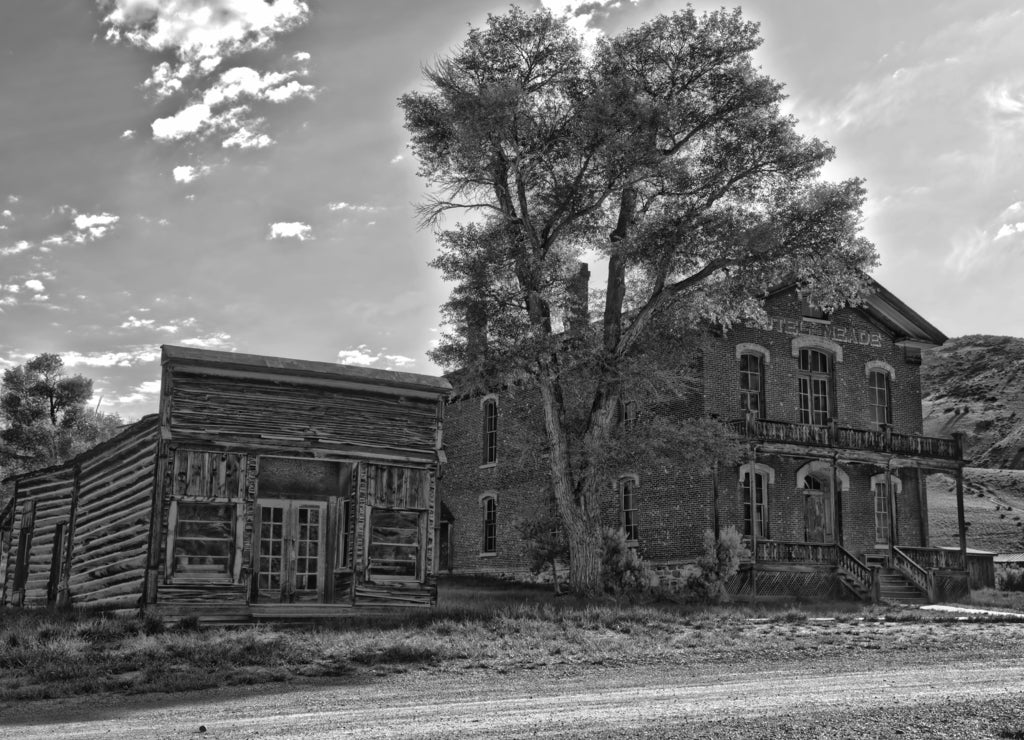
xmin=172 ymin=502 xmax=235 ymax=581
xmin=172 ymin=450 xmax=245 ymax=499
xmin=367 ymin=509 xmax=422 ymax=581
xmin=366 ymin=465 xmax=430 ymax=510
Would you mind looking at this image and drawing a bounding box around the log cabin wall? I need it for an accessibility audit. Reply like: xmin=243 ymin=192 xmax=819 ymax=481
xmin=68 ymin=417 xmax=159 ymax=610
xmin=149 ymin=346 xmax=450 ymax=621
xmin=0 ymin=416 xmax=159 ymax=610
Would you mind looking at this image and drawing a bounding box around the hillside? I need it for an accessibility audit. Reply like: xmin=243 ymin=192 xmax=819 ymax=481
xmin=928 ymin=469 xmax=1024 ymax=553
xmin=921 ymin=335 xmax=1024 ymax=468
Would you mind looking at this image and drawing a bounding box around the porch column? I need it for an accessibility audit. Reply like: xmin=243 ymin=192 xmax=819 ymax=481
xmin=955 ymin=463 xmax=968 ymax=566
xmin=886 ymin=460 xmax=896 ymax=562
xmin=831 ymin=453 xmax=843 ymax=547
xmin=916 ymin=467 xmax=929 ymax=546
xmin=748 ymin=445 xmax=758 ymax=604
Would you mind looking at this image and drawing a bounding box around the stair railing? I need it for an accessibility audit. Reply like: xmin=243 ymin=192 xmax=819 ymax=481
xmin=836 ymin=545 xmax=875 ymax=601
xmin=892 ymin=546 xmax=934 ymax=601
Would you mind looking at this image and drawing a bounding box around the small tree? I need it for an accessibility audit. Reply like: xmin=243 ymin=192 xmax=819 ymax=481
xmin=516 ymin=505 xmax=570 ymax=594
xmin=0 ymin=354 xmax=122 ymax=478
xmin=685 ymin=526 xmax=750 ymax=603
xmin=402 ymin=7 xmax=877 ymax=596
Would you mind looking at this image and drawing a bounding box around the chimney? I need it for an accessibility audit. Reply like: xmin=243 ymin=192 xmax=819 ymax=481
xmin=567 ymin=262 xmax=590 ymax=334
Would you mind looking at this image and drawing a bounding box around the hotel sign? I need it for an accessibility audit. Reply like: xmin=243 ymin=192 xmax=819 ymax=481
xmin=768 ymin=317 xmax=883 ymax=348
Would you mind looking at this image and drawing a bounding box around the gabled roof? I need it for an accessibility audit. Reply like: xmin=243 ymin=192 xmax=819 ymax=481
xmin=162 ymin=345 xmax=452 ymax=397
xmin=770 ymin=275 xmax=947 ymax=349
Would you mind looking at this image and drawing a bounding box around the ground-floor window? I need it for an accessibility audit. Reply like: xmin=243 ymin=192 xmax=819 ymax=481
xmin=368 ymin=508 xmax=424 ymax=580
xmin=874 ymin=481 xmax=891 ymax=544
xmin=619 ymin=476 xmax=640 ymax=542
xmin=172 ymin=502 xmax=237 ymax=581
xmin=742 ymin=471 xmax=769 ymax=539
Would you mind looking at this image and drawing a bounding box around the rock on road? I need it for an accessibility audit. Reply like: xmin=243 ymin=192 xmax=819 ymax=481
xmin=4 ymin=659 xmax=1024 ymax=739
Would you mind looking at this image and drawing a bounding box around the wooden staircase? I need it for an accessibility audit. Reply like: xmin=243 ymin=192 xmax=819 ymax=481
xmin=877 ymin=568 xmax=928 ymax=604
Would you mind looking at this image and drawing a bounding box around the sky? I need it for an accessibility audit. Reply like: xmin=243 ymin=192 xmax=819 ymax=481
xmin=1 ymin=0 xmax=1023 ymax=421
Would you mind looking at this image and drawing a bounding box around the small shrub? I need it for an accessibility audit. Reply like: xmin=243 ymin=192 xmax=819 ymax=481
xmin=684 ymin=526 xmax=751 ymax=604
xmin=516 ymin=506 xmax=570 ymax=594
xmin=601 ymin=527 xmax=653 ymax=598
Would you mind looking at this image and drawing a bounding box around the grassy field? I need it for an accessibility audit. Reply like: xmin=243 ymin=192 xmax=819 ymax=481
xmin=2 ymin=577 xmax=1023 ymax=703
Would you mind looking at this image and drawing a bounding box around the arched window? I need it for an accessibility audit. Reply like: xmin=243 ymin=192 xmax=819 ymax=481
xmin=481 ymin=396 xmax=498 ymax=465
xmin=618 ymin=475 xmax=640 ymax=542
xmin=798 ymin=348 xmax=833 ymax=425
xmin=480 ymin=494 xmax=497 ymax=554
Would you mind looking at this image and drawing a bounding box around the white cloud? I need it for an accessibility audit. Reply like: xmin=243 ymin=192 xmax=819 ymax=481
xmin=179 ymin=332 xmax=232 ymax=349
xmin=72 ymin=212 xmax=120 ymax=241
xmin=152 ymin=102 xmax=213 ymax=141
xmin=222 ymin=127 xmax=273 ymax=149
xmin=62 ymin=346 xmax=162 ymax=368
xmin=389 ymin=154 xmax=404 ymax=164
xmin=269 ymin=221 xmax=312 ymax=241
xmin=24 ymin=279 xmax=45 ymax=292
xmin=337 ymin=344 xmax=416 ymax=370
xmin=0 ymin=240 xmax=32 ymax=256
xmin=985 ymin=83 xmax=1024 ymax=116
xmin=121 ymin=315 xmax=155 ymax=329
xmin=2 ymin=209 xmax=12 ymax=219
xmin=995 ymin=222 xmax=1024 ymax=240
xmin=121 ymin=129 xmax=135 ymax=139
xmin=101 ymin=1 xmax=312 ymax=148
xmin=328 ymin=201 xmax=380 ymax=213
xmin=116 ymin=378 xmax=163 ymax=404
xmin=172 ymin=164 xmax=211 ymax=183
xmin=7 ymin=195 xmax=18 ymax=203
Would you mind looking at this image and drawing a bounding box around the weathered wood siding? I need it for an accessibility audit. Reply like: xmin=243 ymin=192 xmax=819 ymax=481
xmin=67 ymin=417 xmax=159 ymax=610
xmin=6 ymin=470 xmax=73 ymax=607
xmin=165 ymin=369 xmax=440 ymax=463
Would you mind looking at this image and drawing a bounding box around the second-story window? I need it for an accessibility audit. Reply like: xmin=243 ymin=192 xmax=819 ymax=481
xmin=868 ymin=370 xmax=892 ymax=428
xmin=739 ymin=353 xmax=765 ymax=418
xmin=619 ymin=476 xmax=640 ymax=542
xmin=481 ymin=397 xmax=498 ymax=465
xmin=798 ymin=348 xmax=832 ymax=425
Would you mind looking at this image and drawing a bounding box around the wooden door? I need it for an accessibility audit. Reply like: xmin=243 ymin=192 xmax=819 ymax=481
xmin=255 ymin=499 xmax=326 ymax=603
xmin=804 ymin=492 xmax=826 ymax=543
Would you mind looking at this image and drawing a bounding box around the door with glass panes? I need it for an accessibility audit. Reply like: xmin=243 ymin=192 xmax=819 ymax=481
xmin=255 ymin=498 xmax=326 ymax=603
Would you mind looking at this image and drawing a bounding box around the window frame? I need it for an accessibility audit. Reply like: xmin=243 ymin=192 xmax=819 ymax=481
xmin=741 ymin=470 xmax=770 ymax=540
xmin=481 ymin=395 xmax=498 ymax=466
xmin=739 ymin=352 xmax=766 ymax=419
xmin=867 ymin=369 xmax=893 ymax=429
xmin=168 ymin=500 xmax=241 ymax=584
xmin=798 ymin=348 xmax=833 ymax=426
xmin=366 ymin=507 xmax=425 ymax=582
xmin=618 ymin=475 xmax=640 ymax=543
xmin=480 ymin=494 xmax=497 ymax=555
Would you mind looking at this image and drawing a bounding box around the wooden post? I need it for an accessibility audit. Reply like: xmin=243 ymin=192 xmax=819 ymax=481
xmin=916 ymin=467 xmax=929 ymax=546
xmin=748 ymin=446 xmax=758 ymax=604
xmin=886 ymin=460 xmax=896 ymax=564
xmin=955 ymin=464 xmax=968 ymax=569
xmin=831 ymin=454 xmax=842 ymax=547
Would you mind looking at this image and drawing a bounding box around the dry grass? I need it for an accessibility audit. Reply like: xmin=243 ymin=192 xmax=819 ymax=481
xmin=1 ymin=577 xmax=1022 ymax=703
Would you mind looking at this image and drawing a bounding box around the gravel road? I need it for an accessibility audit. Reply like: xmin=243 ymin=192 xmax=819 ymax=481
xmin=3 ymin=656 xmax=1023 ymax=739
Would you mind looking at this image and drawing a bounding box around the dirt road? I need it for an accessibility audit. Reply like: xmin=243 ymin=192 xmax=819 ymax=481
xmin=4 ymin=657 xmax=1024 ymax=739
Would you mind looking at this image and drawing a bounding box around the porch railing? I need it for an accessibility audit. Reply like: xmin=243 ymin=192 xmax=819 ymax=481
xmin=755 ymin=540 xmax=837 ymax=565
xmin=836 ymin=545 xmax=874 ymax=596
xmin=896 ymin=546 xmax=966 ymax=571
xmin=730 ymin=417 xmax=961 ymax=462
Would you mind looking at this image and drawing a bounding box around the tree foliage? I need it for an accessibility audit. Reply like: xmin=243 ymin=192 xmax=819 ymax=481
xmin=401 ymin=6 xmax=878 ymax=595
xmin=0 ymin=353 xmax=122 ymax=479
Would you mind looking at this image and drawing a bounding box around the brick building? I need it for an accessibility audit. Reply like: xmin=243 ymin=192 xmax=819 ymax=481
xmin=438 ymin=277 xmax=970 ymax=602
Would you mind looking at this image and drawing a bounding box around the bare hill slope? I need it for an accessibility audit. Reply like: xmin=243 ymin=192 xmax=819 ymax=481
xmin=921 ymin=335 xmax=1024 ymax=468
xmin=928 ymin=469 xmax=1024 ymax=553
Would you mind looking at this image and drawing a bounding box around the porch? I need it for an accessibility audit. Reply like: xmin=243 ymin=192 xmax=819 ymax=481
xmin=735 ymin=540 xmax=970 ymax=603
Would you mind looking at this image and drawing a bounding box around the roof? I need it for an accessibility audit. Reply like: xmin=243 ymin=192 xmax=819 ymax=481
xmin=769 ymin=275 xmax=947 ymax=349
xmin=994 ymin=553 xmax=1024 ymax=564
xmin=936 ymin=546 xmax=997 ymax=557
xmin=162 ymin=345 xmax=452 ymax=396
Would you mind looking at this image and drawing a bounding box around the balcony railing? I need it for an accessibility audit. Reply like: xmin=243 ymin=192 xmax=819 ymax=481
xmin=730 ymin=417 xmax=962 ymax=462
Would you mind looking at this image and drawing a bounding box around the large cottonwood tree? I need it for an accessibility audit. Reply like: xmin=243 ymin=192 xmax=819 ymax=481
xmin=401 ymin=7 xmax=878 ymax=595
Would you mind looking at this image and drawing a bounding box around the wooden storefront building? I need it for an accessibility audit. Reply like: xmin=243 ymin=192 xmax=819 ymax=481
xmin=0 ymin=346 xmax=451 ymax=622
xmin=439 ymin=277 xmax=971 ymax=603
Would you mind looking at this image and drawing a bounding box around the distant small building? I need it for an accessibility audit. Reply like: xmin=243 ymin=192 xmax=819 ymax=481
xmin=0 ymin=346 xmax=451 ymax=622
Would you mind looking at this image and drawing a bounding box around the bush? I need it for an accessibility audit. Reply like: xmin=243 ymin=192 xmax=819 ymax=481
xmin=516 ymin=507 xmax=570 ymax=594
xmin=601 ymin=527 xmax=653 ymax=598
xmin=997 ymin=567 xmax=1024 ymax=592
xmin=684 ymin=526 xmax=750 ymax=604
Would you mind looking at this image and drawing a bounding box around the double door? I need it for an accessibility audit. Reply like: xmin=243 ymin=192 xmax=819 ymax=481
xmin=255 ymin=498 xmax=326 ymax=603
